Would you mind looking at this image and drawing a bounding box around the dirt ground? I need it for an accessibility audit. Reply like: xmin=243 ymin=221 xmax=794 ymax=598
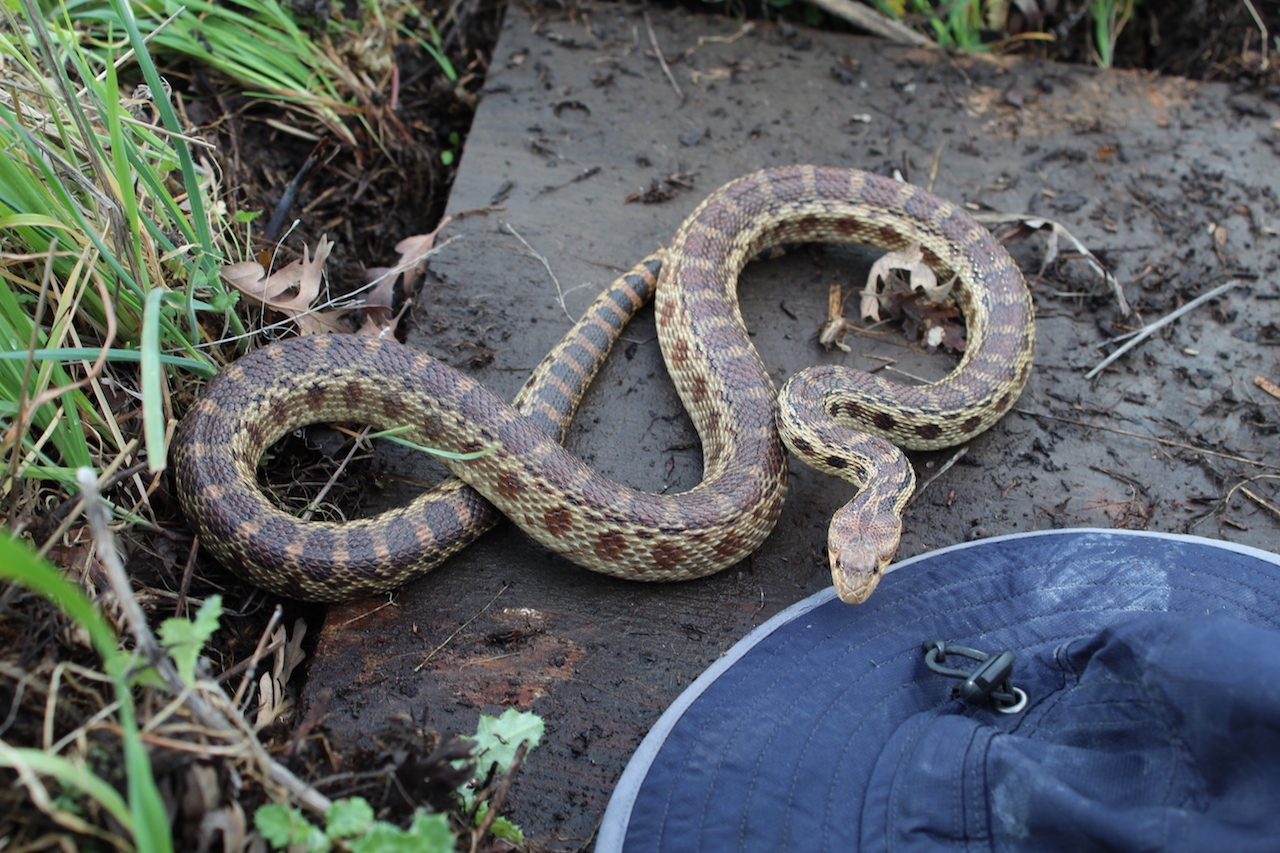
xmin=278 ymin=4 xmax=1280 ymax=849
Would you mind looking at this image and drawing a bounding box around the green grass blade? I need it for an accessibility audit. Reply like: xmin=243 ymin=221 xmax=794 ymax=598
xmin=0 ymin=535 xmax=118 ymax=670
xmin=0 ymin=521 xmax=174 ymax=852
xmin=0 ymin=348 xmax=216 ymax=378
xmin=118 ymin=693 xmax=172 ymax=853
xmin=104 ymin=0 xmax=221 ymax=299
xmin=0 ymin=743 xmax=134 ymax=835
xmin=103 ymin=62 xmax=144 ymax=274
xmin=140 ymin=287 xmax=165 ymax=472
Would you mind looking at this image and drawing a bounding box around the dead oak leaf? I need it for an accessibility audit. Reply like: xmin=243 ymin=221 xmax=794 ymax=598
xmin=390 ymin=221 xmax=450 ymax=297
xmin=221 ymin=237 xmax=352 ymax=335
xmin=819 ymin=281 xmax=855 ymax=351
xmin=294 ymin=306 xmax=351 ymax=336
xmin=861 ymin=243 xmax=953 ymax=322
xmin=352 ymin=220 xmax=453 ymax=338
xmin=222 ymin=235 xmax=335 ymax=316
xmin=355 ymin=265 xmax=399 ymax=335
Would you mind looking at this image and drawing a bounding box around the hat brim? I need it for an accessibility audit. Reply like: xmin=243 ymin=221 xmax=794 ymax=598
xmin=596 ymin=529 xmax=1280 ymax=853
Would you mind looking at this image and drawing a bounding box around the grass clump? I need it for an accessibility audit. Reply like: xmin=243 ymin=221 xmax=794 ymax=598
xmin=0 ymin=0 xmax=233 ymax=546
xmin=61 ymin=0 xmax=456 ymax=146
xmin=0 ymin=0 xmax=458 ymax=539
xmin=871 ymin=0 xmax=1139 ymax=64
xmin=0 ymin=1 xmax=486 ymax=848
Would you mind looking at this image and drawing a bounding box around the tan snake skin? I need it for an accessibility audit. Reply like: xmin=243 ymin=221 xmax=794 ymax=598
xmin=174 ymin=166 xmax=1034 ymax=603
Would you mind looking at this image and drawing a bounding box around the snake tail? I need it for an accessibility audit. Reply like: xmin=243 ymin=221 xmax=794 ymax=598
xmin=174 ymin=257 xmax=662 ymax=601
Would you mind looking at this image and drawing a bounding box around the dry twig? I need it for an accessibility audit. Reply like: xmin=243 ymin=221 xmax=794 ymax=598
xmin=503 ymin=222 xmax=572 ymax=322
xmin=1086 ymin=279 xmax=1242 ymax=379
xmin=803 ymin=0 xmax=934 ymax=46
xmin=643 ymin=11 xmax=684 ymax=101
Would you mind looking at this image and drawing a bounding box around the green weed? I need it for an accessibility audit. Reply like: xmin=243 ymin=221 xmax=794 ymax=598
xmin=1090 ymin=0 xmax=1137 ymax=68
xmin=256 ymin=708 xmax=545 ymax=852
xmin=0 ymin=528 xmax=171 ymax=851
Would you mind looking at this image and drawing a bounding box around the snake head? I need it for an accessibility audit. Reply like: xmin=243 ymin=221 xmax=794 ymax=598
xmin=828 ymin=504 xmax=903 ymax=605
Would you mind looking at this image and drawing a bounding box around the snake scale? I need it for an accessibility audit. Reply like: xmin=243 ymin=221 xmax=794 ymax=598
xmin=174 ymin=166 xmax=1034 ymax=604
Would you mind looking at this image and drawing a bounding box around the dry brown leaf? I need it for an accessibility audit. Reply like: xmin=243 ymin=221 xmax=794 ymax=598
xmin=354 ymin=266 xmax=399 ymax=336
xmin=221 ymin=224 xmax=451 ymax=339
xmin=861 ymin=243 xmax=951 ymax=322
xmin=361 ymin=268 xmax=399 ymax=312
xmin=196 ymin=802 xmax=247 ymax=853
xmin=255 ymin=624 xmax=289 ymax=729
xmin=221 ymin=260 xmax=270 ymax=294
xmin=893 ymin=292 xmax=967 ymax=354
xmin=818 ymin=281 xmax=854 ymax=352
xmin=293 ymin=306 xmax=350 ymax=336
xmin=393 ymin=220 xmax=450 ymax=295
xmin=348 ymin=219 xmax=453 ymax=337
xmin=221 ymin=235 xmax=336 ymax=322
xmin=353 ymin=311 xmax=394 ymax=338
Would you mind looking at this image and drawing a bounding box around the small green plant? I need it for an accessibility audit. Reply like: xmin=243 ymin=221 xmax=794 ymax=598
xmin=255 ymin=708 xmax=545 ymax=851
xmin=158 ymin=594 xmax=224 ymax=683
xmin=874 ymin=0 xmax=989 ymax=52
xmin=257 ymin=800 xmax=455 ymax=853
xmin=396 ymin=11 xmax=457 ymax=82
xmin=440 ymin=131 xmax=462 ymax=166
xmin=1090 ymin=0 xmax=1137 ymax=69
xmin=0 ymin=506 xmax=542 ymax=850
xmin=873 ymin=0 xmax=1139 ymax=66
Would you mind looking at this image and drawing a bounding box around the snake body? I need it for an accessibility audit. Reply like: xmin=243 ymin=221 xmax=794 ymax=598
xmin=174 ymin=166 xmax=1034 ymax=603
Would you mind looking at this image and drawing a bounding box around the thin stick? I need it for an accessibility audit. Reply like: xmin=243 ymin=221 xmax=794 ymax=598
xmin=79 ymin=468 xmax=162 ymax=662
xmin=470 ymin=741 xmax=529 ymax=853
xmin=644 ymin=11 xmax=684 ymax=101
xmin=1224 ymin=474 xmax=1280 ymax=520
xmin=802 ymin=0 xmax=934 ymax=45
xmin=1242 ymin=487 xmax=1280 ymax=520
xmin=1241 ymin=0 xmax=1269 ymax=71
xmin=926 ymin=140 xmax=944 ymax=194
xmin=300 ymin=425 xmax=371 ymax=522
xmin=1014 ymin=409 xmax=1278 ymax=471
xmin=908 ymin=446 xmax=967 ymax=505
xmin=230 ymin=606 xmax=283 ymax=710
xmin=1086 ymin=279 xmax=1242 ymax=378
xmin=415 ymin=584 xmax=510 ymax=671
xmin=974 ymin=211 xmax=1129 ymax=314
xmin=76 ymin=467 xmax=335 ymax=817
xmin=503 ymin=223 xmax=573 ymax=322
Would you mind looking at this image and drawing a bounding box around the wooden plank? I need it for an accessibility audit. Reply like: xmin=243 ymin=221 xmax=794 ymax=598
xmin=304 ymin=5 xmax=1280 ymax=848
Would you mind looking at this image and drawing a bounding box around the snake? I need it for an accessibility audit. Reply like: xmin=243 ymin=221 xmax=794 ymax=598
xmin=173 ymin=165 xmax=1034 ymax=604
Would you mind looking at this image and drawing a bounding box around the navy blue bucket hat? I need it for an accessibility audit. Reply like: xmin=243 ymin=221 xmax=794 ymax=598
xmin=597 ymin=529 xmax=1280 ymax=852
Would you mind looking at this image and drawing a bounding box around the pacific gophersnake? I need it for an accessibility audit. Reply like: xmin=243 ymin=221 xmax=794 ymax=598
xmin=174 ymin=165 xmax=1034 ymax=603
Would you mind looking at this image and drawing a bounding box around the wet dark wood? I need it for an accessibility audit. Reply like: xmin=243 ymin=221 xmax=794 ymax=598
xmin=303 ymin=6 xmax=1280 ymax=849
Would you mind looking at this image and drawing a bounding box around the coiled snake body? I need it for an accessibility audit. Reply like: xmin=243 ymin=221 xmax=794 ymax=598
xmin=174 ymin=166 xmax=1034 ymax=604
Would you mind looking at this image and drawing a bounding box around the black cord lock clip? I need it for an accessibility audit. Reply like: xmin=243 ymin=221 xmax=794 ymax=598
xmin=922 ymin=640 xmax=1028 ymax=714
